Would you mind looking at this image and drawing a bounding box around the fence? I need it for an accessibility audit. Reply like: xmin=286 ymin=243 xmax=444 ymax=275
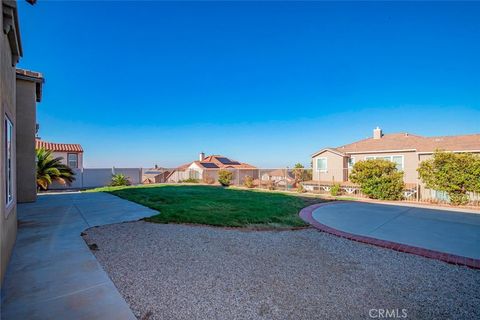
xmin=50 ymin=167 xmax=143 ymax=190
xmin=52 ymin=167 xmax=480 ymax=206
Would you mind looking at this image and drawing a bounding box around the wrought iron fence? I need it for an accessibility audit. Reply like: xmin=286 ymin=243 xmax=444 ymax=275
xmin=140 ymin=167 xmax=479 ymax=206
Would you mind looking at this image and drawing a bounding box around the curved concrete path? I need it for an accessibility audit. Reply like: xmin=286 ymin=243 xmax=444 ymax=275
xmin=300 ymin=201 xmax=480 ymax=268
xmin=1 ymin=192 xmax=156 ymax=320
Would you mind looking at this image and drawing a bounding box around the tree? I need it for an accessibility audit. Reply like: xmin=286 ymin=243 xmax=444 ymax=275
xmin=292 ymin=163 xmax=312 ymax=185
xmin=418 ymin=151 xmax=480 ymax=205
xmin=349 ymin=159 xmax=404 ymax=200
xmin=36 ymin=148 xmax=75 ymax=190
xmin=218 ymin=169 xmax=233 ymax=186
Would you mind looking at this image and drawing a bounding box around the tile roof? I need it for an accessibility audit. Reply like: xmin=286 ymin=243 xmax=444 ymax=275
xmin=314 ymin=133 xmax=480 ymax=156
xmin=16 ymin=68 xmax=44 ymax=81
xmin=176 ymin=155 xmax=256 ymax=171
xmin=35 ymin=139 xmax=83 ymax=153
xmin=198 ymin=155 xmax=257 ymax=169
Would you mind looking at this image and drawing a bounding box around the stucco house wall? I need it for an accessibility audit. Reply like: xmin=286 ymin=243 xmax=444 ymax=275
xmin=51 ymin=151 xmax=84 ymax=169
xmin=312 ymin=150 xmax=347 ymax=182
xmin=347 ymin=151 xmax=419 ymax=183
xmin=1 ymin=0 xmax=19 ymax=285
xmin=15 ymin=72 xmax=42 ymax=203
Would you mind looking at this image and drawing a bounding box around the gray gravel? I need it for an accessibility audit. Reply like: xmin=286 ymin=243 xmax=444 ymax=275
xmin=84 ymin=221 xmax=480 ymax=320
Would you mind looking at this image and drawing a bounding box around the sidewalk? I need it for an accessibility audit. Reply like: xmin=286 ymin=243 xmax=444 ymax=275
xmin=1 ymin=192 xmax=156 ymax=320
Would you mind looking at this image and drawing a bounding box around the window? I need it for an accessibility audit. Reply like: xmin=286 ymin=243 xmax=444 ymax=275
xmin=348 ymin=157 xmax=355 ymax=169
xmin=316 ymin=158 xmax=327 ymax=172
xmin=5 ymin=115 xmax=13 ymax=206
xmin=392 ymin=156 xmax=404 ymax=171
xmin=67 ymin=153 xmax=78 ymax=168
xmin=364 ymin=155 xmax=404 ymax=171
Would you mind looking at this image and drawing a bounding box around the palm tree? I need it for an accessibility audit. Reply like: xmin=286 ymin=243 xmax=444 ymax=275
xmin=36 ymin=148 xmax=76 ymax=190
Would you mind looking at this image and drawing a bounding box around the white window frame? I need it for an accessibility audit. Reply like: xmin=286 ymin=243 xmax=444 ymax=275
xmin=67 ymin=153 xmax=78 ymax=168
xmin=5 ymin=114 xmax=14 ymax=208
xmin=364 ymin=155 xmax=404 ymax=171
xmin=316 ymin=157 xmax=327 ymax=172
xmin=348 ymin=156 xmax=356 ymax=169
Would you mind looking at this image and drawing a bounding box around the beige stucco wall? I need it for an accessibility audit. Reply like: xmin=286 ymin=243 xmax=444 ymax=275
xmin=349 ymin=151 xmax=419 ymax=183
xmin=52 ymin=151 xmax=84 ymax=169
xmin=312 ymin=151 xmax=346 ymax=182
xmin=15 ymin=78 xmax=37 ymax=202
xmin=1 ymin=0 xmax=18 ymax=284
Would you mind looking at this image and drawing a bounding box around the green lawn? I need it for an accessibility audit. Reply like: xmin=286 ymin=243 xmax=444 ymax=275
xmin=92 ymin=185 xmax=326 ymax=229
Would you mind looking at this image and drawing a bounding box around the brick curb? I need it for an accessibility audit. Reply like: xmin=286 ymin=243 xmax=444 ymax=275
xmin=299 ymin=202 xmax=480 ymax=270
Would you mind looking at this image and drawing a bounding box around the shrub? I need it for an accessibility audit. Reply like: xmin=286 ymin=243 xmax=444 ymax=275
xmin=181 ymin=178 xmax=199 ymax=183
xmin=202 ymin=175 xmax=215 ymax=184
xmin=330 ymin=183 xmax=341 ymax=196
xmin=218 ymin=169 xmax=233 ymax=186
xmin=349 ymin=159 xmax=404 ymax=200
xmin=296 ymin=183 xmax=305 ymax=193
xmin=243 ymin=175 xmax=254 ymax=188
xmin=418 ymin=151 xmax=480 ymax=205
xmin=110 ymin=174 xmax=131 ymax=187
xmin=266 ymin=180 xmax=276 ymax=190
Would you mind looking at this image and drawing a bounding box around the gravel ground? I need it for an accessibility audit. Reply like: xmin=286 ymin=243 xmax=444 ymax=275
xmin=84 ymin=221 xmax=480 ymax=320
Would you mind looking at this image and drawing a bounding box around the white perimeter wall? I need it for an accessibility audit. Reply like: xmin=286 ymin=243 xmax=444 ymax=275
xmin=50 ymin=167 xmax=142 ymax=189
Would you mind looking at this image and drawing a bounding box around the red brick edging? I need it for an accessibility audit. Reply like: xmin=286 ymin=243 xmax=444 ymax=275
xmin=299 ymin=202 xmax=480 ymax=270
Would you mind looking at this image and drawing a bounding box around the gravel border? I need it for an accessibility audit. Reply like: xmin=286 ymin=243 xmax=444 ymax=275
xmin=84 ymin=222 xmax=480 ymax=320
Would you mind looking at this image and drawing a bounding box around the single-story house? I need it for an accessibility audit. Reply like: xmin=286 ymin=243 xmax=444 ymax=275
xmin=35 ymin=139 xmax=84 ymax=169
xmin=311 ymin=127 xmax=480 ymax=185
xmin=166 ymin=153 xmax=257 ymax=183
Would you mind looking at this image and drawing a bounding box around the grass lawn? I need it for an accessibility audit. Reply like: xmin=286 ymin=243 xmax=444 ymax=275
xmin=91 ymin=185 xmax=326 ymax=229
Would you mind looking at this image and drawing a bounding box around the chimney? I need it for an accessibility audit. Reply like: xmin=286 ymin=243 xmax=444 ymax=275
xmin=199 ymin=152 xmax=205 ymax=161
xmin=373 ymin=127 xmax=383 ymax=139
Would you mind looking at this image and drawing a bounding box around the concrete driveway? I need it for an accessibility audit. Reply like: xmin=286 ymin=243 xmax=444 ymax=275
xmin=311 ymin=202 xmax=480 ymax=260
xmin=1 ymin=192 xmax=156 ymax=320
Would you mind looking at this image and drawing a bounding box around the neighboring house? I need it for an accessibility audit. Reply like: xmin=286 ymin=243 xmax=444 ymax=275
xmin=1 ymin=0 xmax=40 ymax=285
xmin=142 ymin=167 xmax=171 ymax=184
xmin=311 ymin=127 xmax=480 ymax=184
xmin=35 ymin=139 xmax=84 ymax=169
xmin=166 ymin=153 xmax=257 ymax=183
xmin=261 ymin=169 xmax=295 ymax=186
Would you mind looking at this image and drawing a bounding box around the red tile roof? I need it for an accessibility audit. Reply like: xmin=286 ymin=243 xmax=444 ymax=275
xmin=314 ymin=133 xmax=480 ymax=156
xmin=35 ymin=139 xmax=83 ymax=153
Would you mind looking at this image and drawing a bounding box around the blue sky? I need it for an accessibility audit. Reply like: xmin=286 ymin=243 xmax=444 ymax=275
xmin=18 ymin=1 xmax=480 ymax=168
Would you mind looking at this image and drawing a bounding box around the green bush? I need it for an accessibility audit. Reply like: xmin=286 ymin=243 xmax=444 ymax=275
xmin=181 ymin=178 xmax=200 ymax=183
xmin=330 ymin=183 xmax=341 ymax=196
xmin=296 ymin=183 xmax=305 ymax=193
xmin=349 ymin=159 xmax=404 ymax=200
xmin=243 ymin=175 xmax=254 ymax=188
xmin=110 ymin=174 xmax=131 ymax=187
xmin=218 ymin=169 xmax=233 ymax=186
xmin=418 ymin=151 xmax=480 ymax=205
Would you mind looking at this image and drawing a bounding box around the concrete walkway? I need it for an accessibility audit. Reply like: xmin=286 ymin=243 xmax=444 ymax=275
xmin=1 ymin=192 xmax=156 ymax=320
xmin=311 ymin=201 xmax=480 ymax=260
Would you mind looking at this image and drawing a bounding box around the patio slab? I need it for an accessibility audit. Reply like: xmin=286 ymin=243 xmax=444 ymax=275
xmin=309 ymin=201 xmax=480 ymax=260
xmin=1 ymin=192 xmax=156 ymax=320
